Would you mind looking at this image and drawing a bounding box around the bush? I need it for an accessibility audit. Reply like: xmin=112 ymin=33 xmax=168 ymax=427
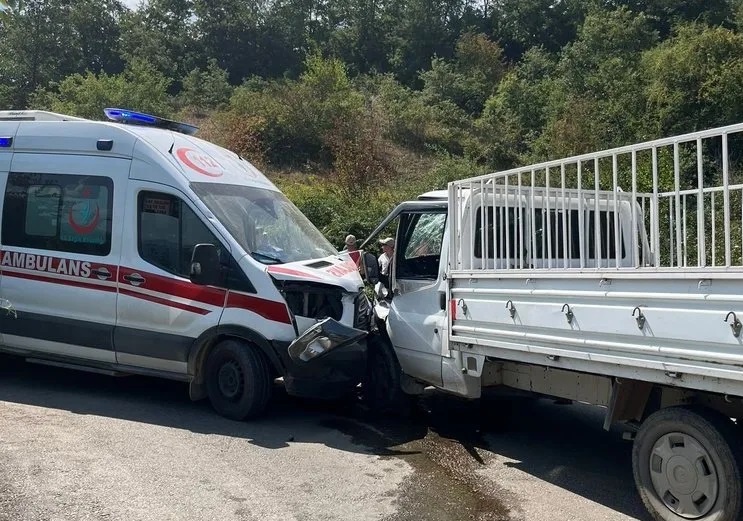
xmin=226 ymin=53 xmax=365 ymax=167
xmin=327 ymin=104 xmax=393 ymax=194
xmin=215 ymin=112 xmax=267 ymax=168
xmin=29 ymin=59 xmax=173 ymax=119
xmin=274 ymin=153 xmax=484 ymax=249
xmin=375 ymin=74 xmax=471 ymax=155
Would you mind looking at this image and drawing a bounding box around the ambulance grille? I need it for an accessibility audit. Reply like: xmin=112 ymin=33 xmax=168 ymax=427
xmin=282 ymin=284 xmax=343 ymax=321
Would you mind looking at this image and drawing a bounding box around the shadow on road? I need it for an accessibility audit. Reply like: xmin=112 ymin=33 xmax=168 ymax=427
xmin=0 ymin=354 xmax=648 ymax=520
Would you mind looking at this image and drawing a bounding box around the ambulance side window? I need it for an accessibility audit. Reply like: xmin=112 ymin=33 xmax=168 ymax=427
xmin=2 ymin=172 xmax=113 ymax=256
xmin=138 ymin=192 xmax=222 ymax=278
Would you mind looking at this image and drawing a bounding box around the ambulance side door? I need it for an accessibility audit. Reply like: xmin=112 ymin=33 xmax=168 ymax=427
xmin=114 ymin=181 xmax=228 ymax=374
xmin=0 ymin=153 xmax=127 ymax=362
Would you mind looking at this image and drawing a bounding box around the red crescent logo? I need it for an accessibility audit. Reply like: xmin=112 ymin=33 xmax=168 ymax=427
xmin=176 ymin=147 xmax=224 ymax=177
xmin=68 ymin=204 xmax=100 ymax=235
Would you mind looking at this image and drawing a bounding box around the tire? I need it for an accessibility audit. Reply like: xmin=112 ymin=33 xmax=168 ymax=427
xmin=205 ymin=339 xmax=272 ymax=420
xmin=361 ymin=335 xmax=413 ymax=416
xmin=632 ymin=406 xmax=743 ymax=521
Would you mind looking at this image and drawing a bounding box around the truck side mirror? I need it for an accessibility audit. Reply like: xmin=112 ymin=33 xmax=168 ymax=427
xmin=190 ymin=243 xmax=221 ymax=286
xmin=362 ymin=252 xmax=379 ymax=285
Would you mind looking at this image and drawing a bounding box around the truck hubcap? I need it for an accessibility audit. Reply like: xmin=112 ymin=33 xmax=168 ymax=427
xmin=649 ymin=432 xmax=718 ymax=518
xmin=217 ymin=361 xmax=244 ymax=400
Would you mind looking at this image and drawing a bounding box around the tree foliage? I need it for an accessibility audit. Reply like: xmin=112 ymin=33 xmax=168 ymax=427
xmin=3 ymin=0 xmax=743 ymax=243
xmin=226 ymin=54 xmax=365 ymax=166
xmin=179 ymin=59 xmax=233 ymax=113
xmin=643 ymin=24 xmax=743 ymax=135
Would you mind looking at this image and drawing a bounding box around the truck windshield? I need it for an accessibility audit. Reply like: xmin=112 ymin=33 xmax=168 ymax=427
xmin=191 ymin=183 xmax=336 ymax=264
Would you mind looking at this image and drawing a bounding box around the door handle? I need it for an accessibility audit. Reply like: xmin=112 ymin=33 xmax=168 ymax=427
xmin=91 ymin=268 xmax=112 ymax=280
xmin=123 ymin=273 xmax=146 ymax=286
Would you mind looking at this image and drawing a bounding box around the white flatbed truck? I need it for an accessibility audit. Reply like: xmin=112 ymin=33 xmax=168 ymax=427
xmin=362 ymin=123 xmax=743 ymax=521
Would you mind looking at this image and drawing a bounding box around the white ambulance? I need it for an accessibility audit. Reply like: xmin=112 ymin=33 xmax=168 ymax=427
xmin=0 ymin=108 xmax=372 ymax=419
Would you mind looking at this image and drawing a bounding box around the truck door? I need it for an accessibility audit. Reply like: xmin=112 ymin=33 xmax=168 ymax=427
xmin=386 ymin=209 xmax=448 ymax=387
xmin=0 ymin=154 xmax=126 ymax=362
xmin=114 ymin=181 xmax=227 ymax=374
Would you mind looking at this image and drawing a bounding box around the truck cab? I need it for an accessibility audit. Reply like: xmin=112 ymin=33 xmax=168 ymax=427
xmin=362 ymin=192 xmax=450 ymax=392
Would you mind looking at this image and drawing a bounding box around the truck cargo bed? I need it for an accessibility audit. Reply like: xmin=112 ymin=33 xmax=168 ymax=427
xmin=447 ymin=122 xmax=743 ymax=397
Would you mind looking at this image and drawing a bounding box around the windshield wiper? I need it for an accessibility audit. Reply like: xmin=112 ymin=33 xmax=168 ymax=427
xmin=251 ymin=251 xmax=284 ymax=265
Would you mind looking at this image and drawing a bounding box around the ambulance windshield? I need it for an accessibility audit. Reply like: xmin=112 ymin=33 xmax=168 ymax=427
xmin=192 ymin=183 xmax=337 ymax=264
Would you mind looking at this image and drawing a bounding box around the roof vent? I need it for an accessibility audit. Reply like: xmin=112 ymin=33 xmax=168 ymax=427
xmin=0 ymin=110 xmax=86 ymax=122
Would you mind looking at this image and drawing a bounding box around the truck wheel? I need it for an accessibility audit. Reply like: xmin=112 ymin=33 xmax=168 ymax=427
xmin=361 ymin=335 xmax=413 ymax=416
xmin=205 ymin=340 xmax=272 ymax=420
xmin=632 ymin=406 xmax=743 ymax=521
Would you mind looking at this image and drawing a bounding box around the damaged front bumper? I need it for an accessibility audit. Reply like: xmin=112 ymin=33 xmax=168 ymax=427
xmin=278 ymin=318 xmax=368 ymax=399
xmin=288 ymin=317 xmax=367 ymax=363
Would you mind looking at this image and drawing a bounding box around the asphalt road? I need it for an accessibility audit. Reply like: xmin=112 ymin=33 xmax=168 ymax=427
xmin=0 ymin=354 xmax=650 ymax=521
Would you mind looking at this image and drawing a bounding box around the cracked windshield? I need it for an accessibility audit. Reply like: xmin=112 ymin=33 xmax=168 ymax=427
xmin=192 ymin=183 xmax=336 ymax=264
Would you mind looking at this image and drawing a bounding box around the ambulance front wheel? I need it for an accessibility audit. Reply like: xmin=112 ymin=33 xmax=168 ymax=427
xmin=205 ymin=339 xmax=272 ymax=420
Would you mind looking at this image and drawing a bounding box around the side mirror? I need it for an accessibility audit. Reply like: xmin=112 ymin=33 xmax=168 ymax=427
xmin=362 ymin=252 xmax=379 ymax=284
xmin=190 ymin=243 xmax=221 ymax=286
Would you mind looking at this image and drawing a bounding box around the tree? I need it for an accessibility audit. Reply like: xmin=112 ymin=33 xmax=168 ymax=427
xmin=0 ymin=0 xmax=82 ymax=107
xmin=386 ymin=0 xmax=470 ymax=86
xmin=0 ymin=0 xmax=18 ymax=21
xmin=227 ymin=53 xmax=365 ymax=166
xmin=532 ymin=7 xmax=658 ymax=157
xmin=180 ymin=59 xmax=233 ymax=112
xmin=489 ymin=0 xmax=589 ymax=61
xmin=607 ymin=0 xmax=732 ymax=37
xmin=323 ymin=0 xmax=395 ymax=76
xmin=420 ymin=32 xmax=505 ymax=115
xmin=643 ymin=24 xmax=743 ymax=135
xmin=192 ymin=0 xmax=264 ymax=83
xmin=373 ymin=72 xmax=471 ymax=154
xmin=119 ymin=0 xmax=196 ymax=86
xmin=472 ymin=47 xmax=557 ymax=167
xmin=69 ymin=0 xmax=125 ymax=74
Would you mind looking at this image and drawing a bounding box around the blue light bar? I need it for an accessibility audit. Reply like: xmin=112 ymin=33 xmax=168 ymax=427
xmin=104 ymin=108 xmax=158 ymax=124
xmin=103 ymin=108 xmax=199 ymax=136
xmin=0 ymin=137 xmax=12 ymax=148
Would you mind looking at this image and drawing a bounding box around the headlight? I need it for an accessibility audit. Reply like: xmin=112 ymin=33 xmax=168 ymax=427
xmin=288 ymin=317 xmax=367 ymax=363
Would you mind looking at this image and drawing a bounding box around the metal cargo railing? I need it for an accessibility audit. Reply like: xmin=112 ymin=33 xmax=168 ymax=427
xmin=449 ymin=123 xmax=743 ymax=273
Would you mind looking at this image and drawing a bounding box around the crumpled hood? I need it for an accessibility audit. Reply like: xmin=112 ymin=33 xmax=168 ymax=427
xmin=266 ymin=253 xmax=363 ymax=292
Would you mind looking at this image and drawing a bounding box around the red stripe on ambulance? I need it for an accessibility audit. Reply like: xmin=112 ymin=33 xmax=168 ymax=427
xmin=119 ymin=267 xmax=226 ymax=307
xmin=0 ymin=251 xmax=291 ymax=322
xmin=119 ymin=287 xmax=212 ymax=316
xmin=226 ymin=292 xmax=292 ymax=324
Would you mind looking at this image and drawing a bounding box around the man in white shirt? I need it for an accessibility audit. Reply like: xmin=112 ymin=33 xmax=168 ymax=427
xmin=378 ymin=237 xmax=394 ymax=276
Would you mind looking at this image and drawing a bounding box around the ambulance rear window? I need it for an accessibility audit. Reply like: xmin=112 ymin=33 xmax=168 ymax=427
xmin=2 ymin=172 xmax=113 ymax=256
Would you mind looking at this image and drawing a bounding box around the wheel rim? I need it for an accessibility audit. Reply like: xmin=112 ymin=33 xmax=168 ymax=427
xmin=217 ymin=360 xmax=244 ymax=401
xmin=649 ymin=432 xmax=719 ymax=518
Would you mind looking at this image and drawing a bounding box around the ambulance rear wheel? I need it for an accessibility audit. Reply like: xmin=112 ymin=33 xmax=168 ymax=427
xmin=632 ymin=406 xmax=743 ymax=521
xmin=205 ymin=340 xmax=272 ymax=420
